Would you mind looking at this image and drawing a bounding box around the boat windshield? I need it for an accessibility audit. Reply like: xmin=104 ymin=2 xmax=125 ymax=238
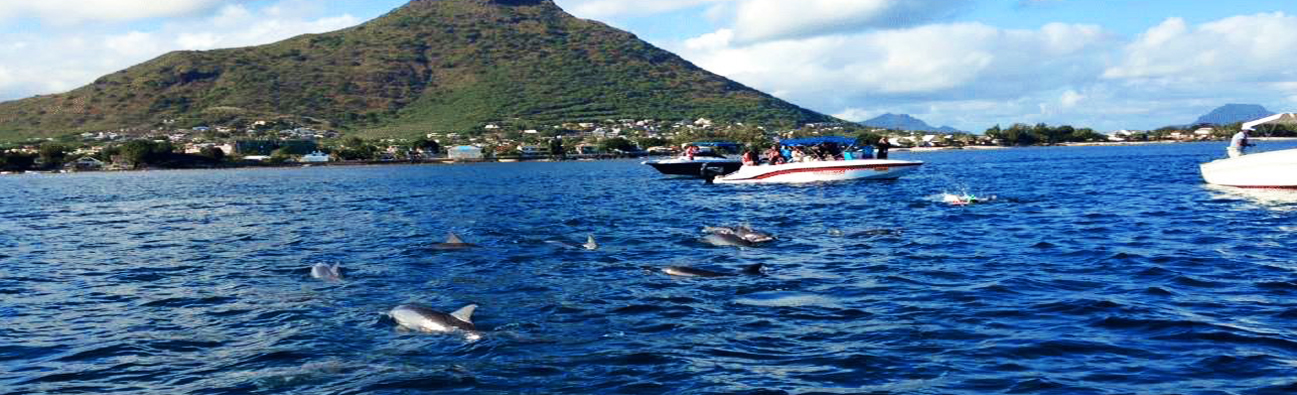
xmin=693 ymin=149 xmax=729 ymax=159
xmin=691 ymin=142 xmax=743 ymax=155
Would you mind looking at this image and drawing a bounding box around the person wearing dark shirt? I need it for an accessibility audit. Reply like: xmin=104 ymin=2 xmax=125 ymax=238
xmin=742 ymin=149 xmax=759 ymax=166
xmin=875 ymin=137 xmax=892 ymax=160
xmin=825 ymin=142 xmax=843 ymax=160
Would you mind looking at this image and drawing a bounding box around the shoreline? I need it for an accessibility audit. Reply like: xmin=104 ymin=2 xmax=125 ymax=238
xmin=6 ymin=139 xmax=1296 ymax=175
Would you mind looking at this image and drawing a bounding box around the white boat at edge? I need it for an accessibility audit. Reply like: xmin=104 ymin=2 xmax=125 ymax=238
xmin=1200 ymin=148 xmax=1297 ymax=189
xmin=714 ymin=159 xmax=924 ymax=184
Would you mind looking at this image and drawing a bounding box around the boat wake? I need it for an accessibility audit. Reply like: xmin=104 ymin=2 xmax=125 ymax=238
xmin=929 ymin=192 xmax=998 ymax=206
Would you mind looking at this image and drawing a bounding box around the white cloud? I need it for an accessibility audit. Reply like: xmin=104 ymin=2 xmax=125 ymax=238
xmin=0 ymin=0 xmax=230 ymax=24
xmin=0 ymin=1 xmax=360 ymax=100
xmin=0 ymin=66 xmax=12 ymax=89
xmin=684 ymin=29 xmax=735 ymax=51
xmin=729 ymin=0 xmax=969 ymax=43
xmin=560 ymin=0 xmax=968 ymax=41
xmin=105 ymin=31 xmax=165 ymax=59
xmin=1105 ymin=13 xmax=1297 ymax=84
xmin=676 ymin=22 xmax=1111 ymax=111
xmin=1059 ymin=89 xmax=1084 ymax=108
xmin=833 ymin=108 xmax=883 ymax=122
xmin=177 ymin=33 xmax=223 ymax=50
xmin=1090 ymin=12 xmax=1297 ymax=126
xmin=676 ymin=8 xmax=1297 ymax=130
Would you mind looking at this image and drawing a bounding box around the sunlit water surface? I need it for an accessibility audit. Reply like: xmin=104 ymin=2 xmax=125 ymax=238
xmin=3 ymin=141 xmax=1297 ymax=394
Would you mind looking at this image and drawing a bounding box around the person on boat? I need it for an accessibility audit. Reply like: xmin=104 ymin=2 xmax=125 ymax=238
xmin=807 ymin=144 xmax=824 ymax=161
xmin=764 ymin=145 xmax=786 ymax=165
xmin=790 ymin=147 xmax=807 ymax=163
xmin=1228 ymin=128 xmax=1254 ymax=158
xmin=742 ymin=149 xmax=759 ymax=166
xmin=825 ymin=142 xmax=843 ymax=160
xmin=859 ymin=144 xmax=875 ymax=159
xmin=875 ymin=137 xmax=892 ymax=160
xmin=684 ymin=144 xmax=699 ymax=161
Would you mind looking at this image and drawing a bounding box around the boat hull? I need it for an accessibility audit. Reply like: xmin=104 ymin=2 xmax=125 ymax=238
xmin=643 ymin=159 xmax=743 ymax=177
xmin=714 ymin=160 xmax=923 ymax=184
xmin=1200 ymin=148 xmax=1297 ymax=189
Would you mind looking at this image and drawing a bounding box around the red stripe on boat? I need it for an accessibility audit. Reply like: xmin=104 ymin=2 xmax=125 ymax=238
xmin=728 ymin=163 xmax=923 ymax=181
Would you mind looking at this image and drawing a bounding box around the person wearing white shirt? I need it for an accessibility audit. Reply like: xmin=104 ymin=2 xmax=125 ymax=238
xmin=1228 ymin=128 xmax=1253 ymax=158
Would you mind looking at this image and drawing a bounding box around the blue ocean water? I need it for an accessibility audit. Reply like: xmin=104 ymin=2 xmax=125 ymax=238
xmin=2 ymin=141 xmax=1296 ymax=394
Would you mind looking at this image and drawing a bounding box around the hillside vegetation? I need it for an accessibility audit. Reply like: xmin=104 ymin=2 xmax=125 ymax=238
xmin=0 ymin=0 xmax=834 ymax=140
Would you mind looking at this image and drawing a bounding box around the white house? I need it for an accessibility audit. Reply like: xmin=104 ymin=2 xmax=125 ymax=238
xmin=1108 ymin=130 xmax=1138 ymax=142
xmin=67 ymin=157 xmax=105 ymax=170
xmin=300 ymin=151 xmax=330 ymax=163
xmin=518 ymin=145 xmax=542 ymax=157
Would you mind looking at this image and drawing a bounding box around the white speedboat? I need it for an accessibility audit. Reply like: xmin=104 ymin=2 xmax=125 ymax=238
xmin=1200 ymin=148 xmax=1297 ymax=189
xmin=712 ymin=136 xmax=923 ymax=184
xmin=714 ymin=159 xmax=923 ymax=184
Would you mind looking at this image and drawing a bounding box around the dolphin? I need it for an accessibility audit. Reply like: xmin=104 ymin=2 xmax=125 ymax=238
xmin=704 ymin=225 xmax=775 ymax=244
xmin=431 ymin=232 xmax=479 ymax=250
xmin=733 ymin=225 xmax=776 ymax=243
xmin=390 ymin=304 xmax=481 ymax=340
xmin=854 ymin=228 xmax=904 ymax=237
xmin=701 ymin=232 xmax=754 ymax=247
xmin=310 ymin=263 xmax=342 ymax=281
xmin=702 ymin=226 xmax=734 ymax=235
xmin=662 ymin=264 xmax=765 ymax=277
xmin=545 ymin=234 xmax=598 ymax=250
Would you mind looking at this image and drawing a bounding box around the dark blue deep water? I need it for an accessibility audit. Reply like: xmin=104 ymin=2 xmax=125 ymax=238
xmin=3 ymin=141 xmax=1297 ymax=395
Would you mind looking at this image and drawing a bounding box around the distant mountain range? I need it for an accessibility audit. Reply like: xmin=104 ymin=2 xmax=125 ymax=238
xmin=0 ymin=0 xmax=835 ymax=140
xmin=861 ymin=113 xmax=964 ymax=133
xmin=1194 ymin=104 xmax=1274 ymax=126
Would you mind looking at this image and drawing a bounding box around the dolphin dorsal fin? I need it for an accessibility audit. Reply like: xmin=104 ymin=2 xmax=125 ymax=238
xmin=584 ymin=234 xmax=598 ymax=250
xmin=451 ymin=304 xmax=477 ymax=323
xmin=445 ymin=232 xmax=465 ymax=244
xmin=742 ymin=263 xmax=765 ymax=275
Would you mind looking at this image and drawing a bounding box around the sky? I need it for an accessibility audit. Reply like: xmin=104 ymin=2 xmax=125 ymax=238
xmin=2 ymin=0 xmax=1297 ymax=132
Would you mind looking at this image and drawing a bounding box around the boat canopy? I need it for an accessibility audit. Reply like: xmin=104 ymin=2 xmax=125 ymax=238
xmin=1243 ymin=113 xmax=1297 ymax=131
xmin=779 ymin=137 xmax=859 ymax=147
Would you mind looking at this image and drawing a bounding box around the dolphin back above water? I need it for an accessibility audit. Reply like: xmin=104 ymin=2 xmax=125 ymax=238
xmin=310 ymin=263 xmax=342 ymax=281
xmin=545 ymin=234 xmax=599 ymax=250
xmin=390 ymin=304 xmax=479 ymax=337
xmin=702 ymin=225 xmax=776 ymax=246
xmin=663 ymin=263 xmax=765 ymax=277
xmin=701 ymin=232 xmax=753 ymax=247
xmin=431 ymin=232 xmax=479 ymax=250
xmin=732 ymin=226 xmax=776 ymax=243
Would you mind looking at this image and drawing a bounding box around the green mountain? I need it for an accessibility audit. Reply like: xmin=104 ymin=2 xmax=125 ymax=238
xmin=0 ymin=0 xmax=835 ymax=140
